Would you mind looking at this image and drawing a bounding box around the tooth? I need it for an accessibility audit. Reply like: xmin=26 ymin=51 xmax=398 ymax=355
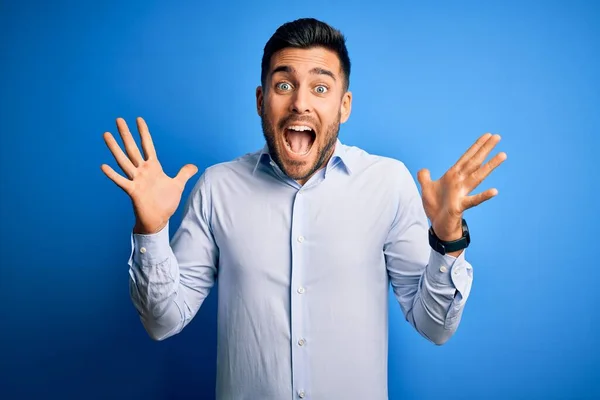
xmin=287 ymin=125 xmax=315 ymax=132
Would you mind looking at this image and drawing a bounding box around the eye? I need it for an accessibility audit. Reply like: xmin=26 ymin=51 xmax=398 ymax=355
xmin=315 ymin=85 xmax=328 ymax=94
xmin=276 ymin=82 xmax=292 ymax=91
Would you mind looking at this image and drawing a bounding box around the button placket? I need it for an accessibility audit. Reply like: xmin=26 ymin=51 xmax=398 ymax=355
xmin=290 ymin=189 xmax=310 ymax=399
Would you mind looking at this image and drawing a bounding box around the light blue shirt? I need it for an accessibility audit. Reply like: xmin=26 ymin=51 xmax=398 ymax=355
xmin=128 ymin=139 xmax=473 ymax=400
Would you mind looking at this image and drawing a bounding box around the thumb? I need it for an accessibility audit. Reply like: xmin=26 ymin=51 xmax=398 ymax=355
xmin=417 ymin=168 xmax=431 ymax=188
xmin=175 ymin=164 xmax=199 ymax=186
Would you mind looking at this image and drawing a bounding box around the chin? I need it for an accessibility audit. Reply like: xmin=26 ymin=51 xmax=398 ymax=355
xmin=261 ymin=112 xmax=338 ymax=182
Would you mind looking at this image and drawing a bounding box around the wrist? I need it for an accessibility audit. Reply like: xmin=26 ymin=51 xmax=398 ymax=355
xmin=429 ymin=218 xmax=471 ymax=256
xmin=133 ymin=220 xmax=167 ymax=235
xmin=432 ymin=218 xmax=463 ymax=241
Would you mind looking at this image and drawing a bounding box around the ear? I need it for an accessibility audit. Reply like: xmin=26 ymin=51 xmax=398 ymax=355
xmin=340 ymin=91 xmax=352 ymax=124
xmin=256 ymin=86 xmax=264 ymax=116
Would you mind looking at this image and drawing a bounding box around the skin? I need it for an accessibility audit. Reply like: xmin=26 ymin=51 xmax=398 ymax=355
xmin=256 ymin=46 xmax=352 ymax=185
xmin=101 ymin=46 xmax=507 ymax=247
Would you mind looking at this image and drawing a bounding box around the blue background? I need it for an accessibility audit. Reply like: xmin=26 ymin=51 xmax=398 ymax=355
xmin=1 ymin=0 xmax=598 ymax=399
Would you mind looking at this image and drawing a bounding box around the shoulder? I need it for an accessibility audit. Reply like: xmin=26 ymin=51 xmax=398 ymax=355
xmin=183 ymin=148 xmax=263 ymax=202
xmin=197 ymin=148 xmax=263 ymax=185
xmin=341 ymin=143 xmax=415 ymax=184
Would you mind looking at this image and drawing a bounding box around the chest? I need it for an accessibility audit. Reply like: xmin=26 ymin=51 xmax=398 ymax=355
xmin=210 ymin=177 xmax=397 ymax=287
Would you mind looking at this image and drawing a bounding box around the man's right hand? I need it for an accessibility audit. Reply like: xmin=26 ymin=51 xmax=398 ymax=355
xmin=101 ymin=117 xmax=198 ymax=235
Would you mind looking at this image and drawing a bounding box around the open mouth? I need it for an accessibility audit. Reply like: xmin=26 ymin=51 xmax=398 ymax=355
xmin=283 ymin=125 xmax=316 ymax=156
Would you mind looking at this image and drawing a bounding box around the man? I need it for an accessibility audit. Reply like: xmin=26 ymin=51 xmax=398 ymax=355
xmin=101 ymin=18 xmax=506 ymax=400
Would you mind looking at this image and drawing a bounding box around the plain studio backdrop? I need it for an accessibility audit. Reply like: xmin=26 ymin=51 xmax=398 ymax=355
xmin=1 ymin=0 xmax=598 ymax=399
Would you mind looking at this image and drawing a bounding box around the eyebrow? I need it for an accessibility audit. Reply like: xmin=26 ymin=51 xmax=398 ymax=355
xmin=271 ymin=65 xmax=337 ymax=82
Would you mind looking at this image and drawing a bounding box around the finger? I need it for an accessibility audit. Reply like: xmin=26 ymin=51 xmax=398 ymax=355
xmin=468 ymin=151 xmax=507 ymax=190
xmin=417 ymin=168 xmax=431 ymax=188
xmin=103 ymin=132 xmax=136 ymax=178
xmin=463 ymin=134 xmax=502 ymax=174
xmin=136 ymin=117 xmax=158 ymax=161
xmin=455 ymin=133 xmax=493 ymax=169
xmin=101 ymin=163 xmax=133 ymax=193
xmin=174 ymin=164 xmax=199 ymax=187
xmin=462 ymin=188 xmax=498 ymax=210
xmin=116 ymin=118 xmax=144 ymax=166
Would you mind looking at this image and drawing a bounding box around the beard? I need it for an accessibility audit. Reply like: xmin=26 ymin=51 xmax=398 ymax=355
xmin=260 ymin=107 xmax=341 ymax=183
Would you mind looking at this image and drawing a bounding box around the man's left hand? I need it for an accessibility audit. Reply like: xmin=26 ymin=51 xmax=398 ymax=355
xmin=417 ymin=133 xmax=507 ymax=243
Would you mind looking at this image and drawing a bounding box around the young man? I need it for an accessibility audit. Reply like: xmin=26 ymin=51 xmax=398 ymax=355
xmin=101 ymin=17 xmax=506 ymax=400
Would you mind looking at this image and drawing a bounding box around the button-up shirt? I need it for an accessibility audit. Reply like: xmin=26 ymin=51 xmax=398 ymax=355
xmin=128 ymin=139 xmax=473 ymax=400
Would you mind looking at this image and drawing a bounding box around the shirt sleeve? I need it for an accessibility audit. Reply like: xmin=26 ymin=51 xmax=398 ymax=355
xmin=383 ymin=161 xmax=473 ymax=345
xmin=127 ymin=169 xmax=219 ymax=341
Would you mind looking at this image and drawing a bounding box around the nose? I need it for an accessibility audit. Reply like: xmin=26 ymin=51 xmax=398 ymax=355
xmin=289 ymin=87 xmax=312 ymax=114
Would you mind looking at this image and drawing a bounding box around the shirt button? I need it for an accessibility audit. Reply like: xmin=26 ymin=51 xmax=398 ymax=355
xmin=297 ymin=287 xmax=305 ymax=294
xmin=439 ymin=266 xmax=447 ymax=273
xmin=298 ymin=391 xmax=306 ymax=398
xmin=297 ymin=235 xmax=304 ymax=243
xmin=454 ymin=268 xmax=461 ymax=275
xmin=298 ymin=338 xmax=306 ymax=346
xmin=140 ymin=247 xmax=146 ymax=254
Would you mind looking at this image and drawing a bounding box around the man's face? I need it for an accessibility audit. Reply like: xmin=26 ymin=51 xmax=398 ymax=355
xmin=256 ymin=46 xmax=352 ymax=185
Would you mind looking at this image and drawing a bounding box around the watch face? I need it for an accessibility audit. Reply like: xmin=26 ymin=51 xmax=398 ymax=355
xmin=461 ymin=219 xmax=470 ymax=245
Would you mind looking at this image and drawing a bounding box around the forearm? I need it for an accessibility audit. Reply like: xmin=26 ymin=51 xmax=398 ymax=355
xmin=406 ymin=249 xmax=473 ymax=345
xmin=128 ymin=222 xmax=196 ymax=341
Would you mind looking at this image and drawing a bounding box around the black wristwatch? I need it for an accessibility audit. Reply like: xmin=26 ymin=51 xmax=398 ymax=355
xmin=428 ymin=218 xmax=470 ymax=255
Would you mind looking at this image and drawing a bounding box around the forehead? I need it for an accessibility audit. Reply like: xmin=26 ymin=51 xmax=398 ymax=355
xmin=269 ymin=46 xmax=342 ymax=78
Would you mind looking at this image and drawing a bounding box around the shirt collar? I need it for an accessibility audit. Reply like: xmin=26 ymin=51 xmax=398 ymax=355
xmin=252 ymin=139 xmax=353 ymax=176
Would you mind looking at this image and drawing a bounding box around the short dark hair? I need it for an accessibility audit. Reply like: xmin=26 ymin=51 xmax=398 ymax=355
xmin=261 ymin=18 xmax=351 ymax=91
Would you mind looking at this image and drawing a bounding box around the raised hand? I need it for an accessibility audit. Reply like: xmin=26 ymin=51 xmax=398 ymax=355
xmin=417 ymin=133 xmax=507 ymax=241
xmin=101 ymin=117 xmax=198 ymax=234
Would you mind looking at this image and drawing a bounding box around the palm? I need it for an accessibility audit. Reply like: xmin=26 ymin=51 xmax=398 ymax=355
xmin=127 ymin=160 xmax=187 ymax=232
xmin=101 ymin=117 xmax=198 ymax=234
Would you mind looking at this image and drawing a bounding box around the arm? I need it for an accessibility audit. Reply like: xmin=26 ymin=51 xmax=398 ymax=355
xmin=127 ymin=170 xmax=218 ymax=341
xmin=386 ymin=133 xmax=506 ymax=345
xmin=384 ymin=162 xmax=473 ymax=345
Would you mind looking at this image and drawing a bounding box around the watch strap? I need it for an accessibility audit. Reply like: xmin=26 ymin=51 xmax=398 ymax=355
xmin=428 ymin=218 xmax=470 ymax=255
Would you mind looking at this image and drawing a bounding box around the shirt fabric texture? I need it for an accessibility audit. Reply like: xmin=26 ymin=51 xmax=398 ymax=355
xmin=128 ymin=139 xmax=474 ymax=400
